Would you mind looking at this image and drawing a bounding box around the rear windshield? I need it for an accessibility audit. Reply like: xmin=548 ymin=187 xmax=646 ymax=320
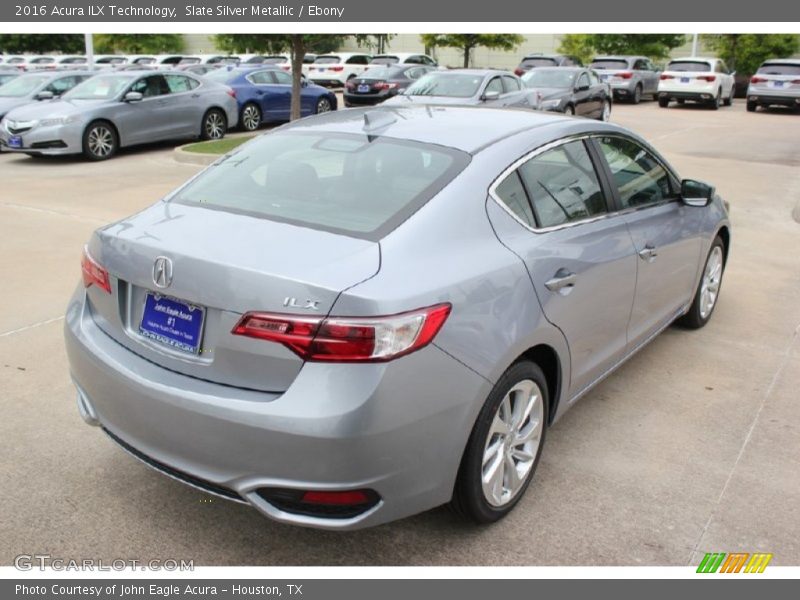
xmin=757 ymin=63 xmax=800 ymax=75
xmin=590 ymin=60 xmax=629 ymax=70
xmin=0 ymin=74 xmax=50 ymax=97
xmin=361 ymin=66 xmax=403 ymax=79
xmin=180 ymin=57 xmax=201 ymax=65
xmin=522 ymin=69 xmax=576 ymax=88
xmin=263 ymin=56 xmax=288 ymax=64
xmin=404 ymin=72 xmax=483 ymax=98
xmin=173 ymin=132 xmax=470 ymax=240
xmin=371 ymin=56 xmax=399 ymax=65
xmin=667 ymin=61 xmax=712 ymax=72
xmin=314 ymin=56 xmax=341 ymax=64
xmin=521 ymin=57 xmax=557 ymax=68
xmin=60 ymin=57 xmax=87 ymax=64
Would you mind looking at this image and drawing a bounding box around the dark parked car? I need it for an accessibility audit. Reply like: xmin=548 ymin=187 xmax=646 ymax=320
xmin=203 ymin=66 xmax=337 ymax=131
xmin=589 ymin=56 xmax=660 ymax=104
xmin=522 ymin=67 xmax=612 ymax=120
xmin=514 ymin=53 xmax=582 ymax=77
xmin=343 ymin=65 xmax=436 ymax=106
xmin=383 ymin=69 xmax=541 ymax=110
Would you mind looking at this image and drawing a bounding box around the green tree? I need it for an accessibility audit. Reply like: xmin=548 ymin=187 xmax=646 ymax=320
xmin=557 ymin=34 xmax=594 ymax=65
xmin=213 ymin=34 xmax=348 ymax=120
xmin=559 ymin=34 xmax=686 ymax=62
xmin=354 ymin=34 xmax=395 ymax=54
xmin=0 ymin=34 xmax=83 ymax=54
xmin=702 ymin=34 xmax=800 ymax=75
xmin=93 ymin=34 xmax=184 ymax=54
xmin=420 ymin=34 xmax=525 ymax=68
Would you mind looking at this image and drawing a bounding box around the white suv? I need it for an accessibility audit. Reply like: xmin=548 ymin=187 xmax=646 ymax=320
xmin=746 ymin=59 xmax=800 ymax=112
xmin=657 ymin=57 xmax=735 ymax=110
xmin=370 ymin=53 xmax=439 ymax=68
xmin=306 ymin=53 xmax=372 ymax=86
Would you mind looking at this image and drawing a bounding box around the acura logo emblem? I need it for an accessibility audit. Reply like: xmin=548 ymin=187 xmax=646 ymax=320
xmin=152 ymin=256 xmax=173 ymax=289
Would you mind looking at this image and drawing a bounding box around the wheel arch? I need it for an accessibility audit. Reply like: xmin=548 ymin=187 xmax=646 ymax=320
xmin=85 ymin=118 xmax=121 ymax=147
xmin=716 ymin=224 xmax=731 ymax=265
xmin=516 ymin=343 xmax=563 ymax=426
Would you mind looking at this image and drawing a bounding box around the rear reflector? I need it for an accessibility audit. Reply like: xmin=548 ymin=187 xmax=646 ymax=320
xmin=81 ymin=246 xmax=111 ymax=294
xmin=233 ymin=303 xmax=451 ymax=363
xmin=256 ymin=488 xmax=381 ymax=519
xmin=302 ymin=490 xmax=371 ymax=505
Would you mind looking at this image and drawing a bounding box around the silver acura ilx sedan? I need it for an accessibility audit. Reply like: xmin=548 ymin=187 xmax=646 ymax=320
xmin=65 ymin=106 xmax=730 ymax=530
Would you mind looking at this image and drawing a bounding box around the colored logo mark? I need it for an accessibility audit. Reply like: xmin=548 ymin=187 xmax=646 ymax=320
xmin=697 ymin=552 xmax=773 ymax=573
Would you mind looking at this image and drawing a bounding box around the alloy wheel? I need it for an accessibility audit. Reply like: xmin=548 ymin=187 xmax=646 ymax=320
xmin=316 ymin=98 xmax=332 ymax=114
xmin=481 ymin=379 xmax=544 ymax=507
xmin=242 ymin=105 xmax=260 ymax=131
xmin=699 ymin=246 xmax=723 ymax=319
xmin=88 ymin=126 xmax=113 ymax=158
xmin=205 ymin=111 xmax=225 ymax=139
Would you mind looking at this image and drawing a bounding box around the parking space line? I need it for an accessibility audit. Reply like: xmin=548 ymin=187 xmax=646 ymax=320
xmin=0 ymin=316 xmax=64 ymax=338
xmin=0 ymin=202 xmax=107 ymax=224
xmin=687 ymin=321 xmax=800 ymax=564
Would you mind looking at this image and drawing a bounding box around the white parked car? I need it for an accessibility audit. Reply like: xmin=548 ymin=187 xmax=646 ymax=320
xmin=306 ymin=53 xmax=372 ymax=86
xmin=25 ymin=56 xmax=58 ymax=71
xmin=746 ymin=58 xmax=800 ymax=112
xmin=370 ymin=53 xmax=439 ymax=68
xmin=657 ymin=57 xmax=735 ymax=109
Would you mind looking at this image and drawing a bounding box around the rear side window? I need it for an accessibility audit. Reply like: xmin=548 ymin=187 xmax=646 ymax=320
xmin=165 ymin=74 xmax=199 ymax=93
xmin=174 ymin=133 xmax=470 ymax=239
xmin=495 ymin=171 xmax=535 ymax=226
xmin=514 ymin=140 xmax=607 ymax=229
xmin=597 ymin=137 xmax=675 ymax=209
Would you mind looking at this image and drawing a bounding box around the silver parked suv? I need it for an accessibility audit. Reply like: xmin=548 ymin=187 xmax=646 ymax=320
xmin=589 ymin=56 xmax=661 ymax=104
xmin=65 ymin=106 xmax=731 ymax=530
xmin=746 ymin=58 xmax=800 ymax=112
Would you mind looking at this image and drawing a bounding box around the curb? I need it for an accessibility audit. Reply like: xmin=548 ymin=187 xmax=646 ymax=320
xmin=173 ymin=145 xmax=219 ymax=166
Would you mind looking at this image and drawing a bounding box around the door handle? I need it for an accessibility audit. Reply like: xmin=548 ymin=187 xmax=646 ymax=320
xmin=545 ymin=269 xmax=577 ymax=292
xmin=191 ymin=93 xmax=200 ymax=98
xmin=638 ymin=244 xmax=658 ymax=262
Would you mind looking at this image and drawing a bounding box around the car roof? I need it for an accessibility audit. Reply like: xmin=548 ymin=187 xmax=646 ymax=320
xmin=761 ymin=58 xmax=800 ymax=65
xmin=278 ymin=105 xmax=583 ymax=154
xmin=315 ymin=52 xmax=371 ymax=59
xmin=433 ymin=68 xmax=513 ymax=76
xmin=593 ymin=55 xmax=647 ymax=61
xmin=525 ymin=66 xmax=584 ymax=73
xmin=668 ymin=57 xmax=717 ymax=63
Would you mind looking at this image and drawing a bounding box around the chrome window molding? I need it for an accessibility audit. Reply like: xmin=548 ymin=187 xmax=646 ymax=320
xmin=488 ymin=131 xmax=682 ymax=234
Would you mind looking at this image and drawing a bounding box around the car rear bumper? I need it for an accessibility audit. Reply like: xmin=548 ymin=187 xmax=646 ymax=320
xmin=746 ymin=91 xmax=800 ymax=106
xmin=343 ymin=92 xmax=392 ymax=106
xmin=64 ymin=287 xmax=489 ymax=530
xmin=308 ymin=76 xmax=345 ymax=87
xmin=658 ymin=90 xmax=717 ymax=102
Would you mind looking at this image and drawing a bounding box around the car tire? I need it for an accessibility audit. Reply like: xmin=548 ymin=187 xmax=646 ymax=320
xmin=658 ymin=97 xmax=670 ymax=108
xmin=563 ymin=104 xmax=575 ymax=116
xmin=711 ymin=90 xmax=722 ymax=110
xmin=82 ymin=120 xmax=118 ymax=161
xmin=677 ymin=236 xmax=726 ymax=330
xmin=600 ymin=99 xmax=611 ymax=121
xmin=746 ymin=101 xmax=757 ymax=112
xmin=632 ymin=84 xmax=642 ymax=104
xmin=451 ymin=360 xmax=549 ymax=524
xmin=723 ymin=89 xmax=733 ymax=106
xmin=315 ymin=97 xmax=333 ymax=114
xmin=201 ymin=108 xmax=226 ymax=141
xmin=239 ymin=102 xmax=261 ymax=131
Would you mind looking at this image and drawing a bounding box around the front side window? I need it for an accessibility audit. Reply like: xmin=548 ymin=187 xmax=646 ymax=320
xmin=598 ymin=137 xmax=674 ymax=209
xmin=130 ymin=75 xmax=169 ymax=97
xmin=516 ymin=140 xmax=607 ymax=229
xmin=577 ymin=73 xmax=590 ymax=88
xmin=484 ymin=77 xmax=504 ymax=95
xmin=174 ymin=133 xmax=470 ymax=239
xmin=503 ymin=76 xmax=521 ymax=92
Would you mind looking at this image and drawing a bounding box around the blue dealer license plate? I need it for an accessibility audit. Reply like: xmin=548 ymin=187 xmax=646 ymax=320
xmin=140 ymin=293 xmax=205 ymax=354
xmin=8 ymin=135 xmax=22 ymax=149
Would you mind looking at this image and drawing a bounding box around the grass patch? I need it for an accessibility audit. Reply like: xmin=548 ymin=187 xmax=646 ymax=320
xmin=182 ymin=135 xmax=256 ymax=155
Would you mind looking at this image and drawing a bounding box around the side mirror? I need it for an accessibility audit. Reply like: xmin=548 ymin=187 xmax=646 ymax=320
xmin=482 ymin=90 xmax=501 ymax=102
xmin=300 ymin=77 xmax=308 ymax=88
xmin=123 ymin=91 xmax=143 ymax=102
xmin=35 ymin=90 xmax=54 ymax=101
xmin=680 ymin=179 xmax=714 ymax=207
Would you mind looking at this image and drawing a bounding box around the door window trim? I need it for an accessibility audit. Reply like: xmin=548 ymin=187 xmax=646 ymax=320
xmin=488 ymin=132 xmax=682 ymax=233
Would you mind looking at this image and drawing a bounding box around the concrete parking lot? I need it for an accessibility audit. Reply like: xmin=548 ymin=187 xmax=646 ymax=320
xmin=1 ymin=100 xmax=798 ymax=566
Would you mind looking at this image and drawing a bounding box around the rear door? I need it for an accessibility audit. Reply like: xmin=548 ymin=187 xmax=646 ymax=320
xmin=489 ymin=138 xmax=637 ymax=399
xmin=268 ymin=69 xmax=294 ymax=118
xmin=593 ymin=134 xmax=703 ymax=348
xmin=163 ymin=74 xmax=203 ymax=136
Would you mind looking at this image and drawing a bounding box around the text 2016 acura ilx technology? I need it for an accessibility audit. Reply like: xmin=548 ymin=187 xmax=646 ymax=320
xmin=65 ymin=106 xmax=730 ymax=530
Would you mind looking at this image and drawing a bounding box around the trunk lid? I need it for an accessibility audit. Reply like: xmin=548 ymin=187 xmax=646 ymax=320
xmin=86 ymin=202 xmax=380 ymax=393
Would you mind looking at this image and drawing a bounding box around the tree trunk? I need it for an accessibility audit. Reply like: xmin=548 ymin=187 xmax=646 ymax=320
xmin=463 ymin=46 xmax=471 ymax=68
xmin=290 ymin=35 xmax=305 ymax=121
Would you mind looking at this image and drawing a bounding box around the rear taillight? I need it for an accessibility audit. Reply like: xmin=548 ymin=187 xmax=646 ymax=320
xmin=329 ymin=66 xmax=344 ymax=72
xmin=226 ymin=88 xmax=236 ymax=99
xmin=514 ymin=68 xmax=524 ymax=76
xmin=618 ymin=71 xmax=633 ymax=79
xmin=697 ymin=75 xmax=717 ymax=82
xmin=793 ymin=79 xmax=800 ymax=85
xmin=281 ymin=65 xmax=290 ymax=71
xmin=345 ymin=80 xmax=355 ymax=90
xmin=374 ymin=82 xmax=398 ymax=90
xmin=660 ymin=74 xmax=674 ymax=80
xmin=750 ymin=76 xmax=767 ymax=84
xmin=81 ymin=247 xmax=111 ymax=294
xmin=232 ymin=303 xmax=451 ymax=363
